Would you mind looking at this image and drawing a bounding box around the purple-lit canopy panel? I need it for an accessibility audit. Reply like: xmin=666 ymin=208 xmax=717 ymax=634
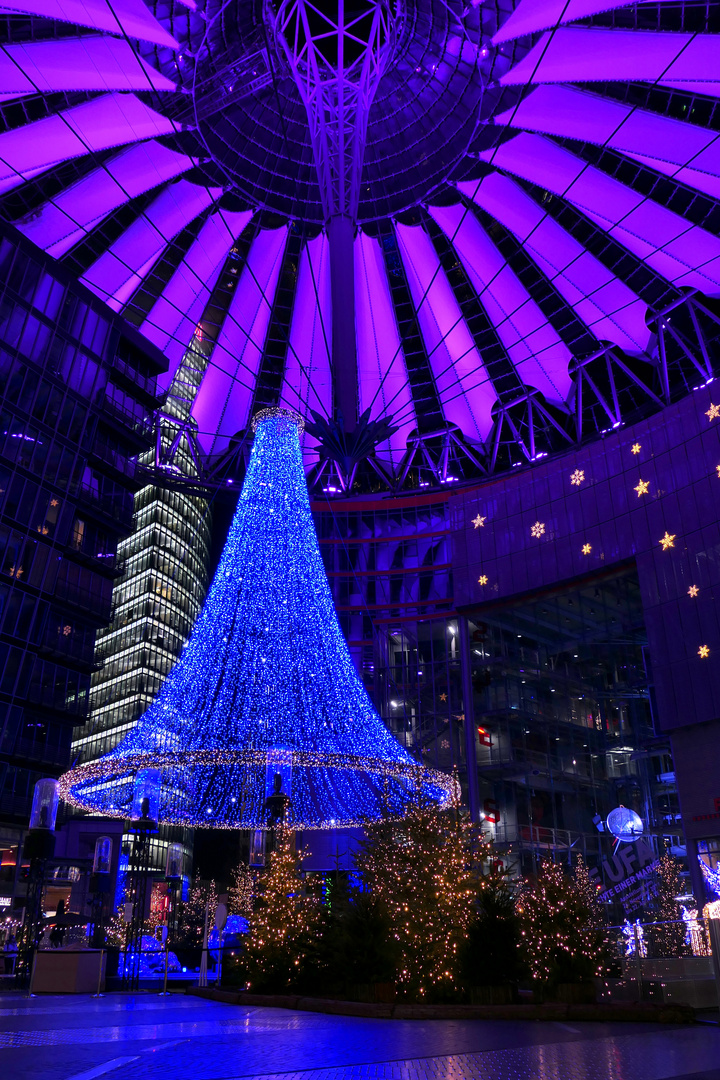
xmin=0 ymin=0 xmax=719 ymax=482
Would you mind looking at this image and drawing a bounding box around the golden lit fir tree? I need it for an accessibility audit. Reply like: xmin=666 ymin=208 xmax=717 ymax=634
xmin=355 ymin=803 xmax=491 ymax=1001
xmin=241 ymin=829 xmax=320 ymax=992
xmin=654 ymin=852 xmax=686 ymax=955
xmin=178 ymin=875 xmax=218 ymax=948
xmin=517 ymin=858 xmax=605 ymax=989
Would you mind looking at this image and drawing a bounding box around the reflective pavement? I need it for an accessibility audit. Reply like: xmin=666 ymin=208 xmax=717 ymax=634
xmin=1 ymin=992 xmax=720 ymax=1080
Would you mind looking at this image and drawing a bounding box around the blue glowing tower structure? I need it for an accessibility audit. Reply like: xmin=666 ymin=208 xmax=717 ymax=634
xmin=61 ymin=408 xmax=454 ymax=829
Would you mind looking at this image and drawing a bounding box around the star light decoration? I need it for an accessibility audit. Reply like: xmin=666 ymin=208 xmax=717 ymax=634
xmin=581 ymin=543 xmax=592 ymax=555
xmin=699 ymin=645 xmax=710 ymax=658
xmin=59 ymin=409 xmax=456 ymax=830
xmin=634 ymin=479 xmax=650 ymax=497
xmin=659 ymin=532 xmax=676 ymax=550
xmin=706 ymin=403 xmax=720 ymax=422
xmin=472 ymin=514 xmax=486 ymax=529
xmin=716 ymin=465 xmax=720 ymax=479
xmin=688 ymin=585 xmax=700 ymax=597
xmin=631 ymin=443 xmax=642 ymax=454
xmin=530 ymin=521 xmax=545 ymax=539
xmin=478 ymin=575 xmax=488 ymax=585
xmin=570 ymin=470 xmax=585 ymax=486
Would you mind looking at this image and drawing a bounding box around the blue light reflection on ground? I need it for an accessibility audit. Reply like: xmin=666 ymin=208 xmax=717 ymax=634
xmin=1 ymin=993 xmax=720 ymax=1080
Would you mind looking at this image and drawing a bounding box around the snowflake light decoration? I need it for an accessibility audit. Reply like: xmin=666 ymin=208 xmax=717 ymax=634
xmin=706 ymin=404 xmax=720 ymax=422
xmin=478 ymin=575 xmax=488 ymax=585
xmin=530 ymin=521 xmax=545 ymax=539
xmin=631 ymin=443 xmax=642 ymax=455
xmin=698 ymin=645 xmax=710 ymax=658
xmin=659 ymin=532 xmax=676 ymax=550
xmin=581 ymin=543 xmax=592 ymax=555
xmin=634 ymin=479 xmax=650 ymax=496
xmin=570 ymin=470 xmax=584 ymax=486
xmin=688 ymin=585 xmax=699 ymax=597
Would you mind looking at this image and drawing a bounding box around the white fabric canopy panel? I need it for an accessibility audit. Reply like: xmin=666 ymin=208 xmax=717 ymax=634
xmin=428 ymin=202 xmax=572 ymax=403
xmin=494 ymin=86 xmax=720 ymax=201
xmin=81 ymin=179 xmax=222 ymax=310
xmin=281 ymin=233 xmax=333 ymax=458
xmin=18 ymin=142 xmax=196 ymax=257
xmin=478 ymin=134 xmax=720 ymax=296
xmin=457 ymin=175 xmax=653 ymax=357
xmin=191 ymin=226 xmax=288 ymax=454
xmin=143 ymin=208 xmax=255 ymax=389
xmin=0 ymin=0 xmax=180 ymax=48
xmin=0 ymin=37 xmax=177 ymax=97
xmin=355 ymin=231 xmax=416 ymax=465
xmin=500 ymin=29 xmax=720 ymax=98
xmin=396 ymin=221 xmax=495 ymax=441
xmin=493 ymin=0 xmax=671 ymax=44
xmin=0 ymin=93 xmax=177 ymax=194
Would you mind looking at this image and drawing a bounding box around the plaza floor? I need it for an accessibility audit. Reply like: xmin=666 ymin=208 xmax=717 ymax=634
xmin=1 ymin=992 xmax=720 ymax=1080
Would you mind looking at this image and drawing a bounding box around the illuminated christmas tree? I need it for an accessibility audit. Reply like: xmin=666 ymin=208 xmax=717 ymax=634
xmin=61 ymin=409 xmax=454 ymax=830
xmin=241 ymin=830 xmax=319 ymax=992
xmin=517 ymin=859 xmax=605 ymax=989
xmin=654 ymin=852 xmax=686 ymax=956
xmin=356 ymin=802 xmax=490 ymax=1001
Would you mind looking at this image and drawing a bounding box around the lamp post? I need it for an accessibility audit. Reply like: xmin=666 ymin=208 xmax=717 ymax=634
xmin=122 ymin=770 xmax=159 ymax=991
xmin=20 ymin=779 xmax=59 ymax=990
xmin=164 ymin=842 xmax=183 ymax=940
xmin=88 ymin=837 xmax=112 ymax=949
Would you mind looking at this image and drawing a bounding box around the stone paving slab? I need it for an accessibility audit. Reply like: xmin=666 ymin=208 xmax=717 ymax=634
xmin=0 ymin=991 xmax=718 ymax=1080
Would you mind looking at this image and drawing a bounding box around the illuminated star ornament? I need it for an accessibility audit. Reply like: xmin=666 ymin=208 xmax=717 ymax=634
xmin=631 ymin=443 xmax=642 ymax=455
xmin=472 ymin=514 xmax=487 ymax=529
xmin=688 ymin=585 xmax=699 ymax=597
xmin=634 ymin=479 xmax=650 ymax=497
xmin=59 ymin=409 xmax=456 ymax=829
xmin=699 ymin=645 xmax=710 ymax=658
xmin=570 ymin=470 xmax=585 ymax=486
xmin=581 ymin=543 xmax=592 ymax=555
xmin=659 ymin=532 xmax=676 ymax=551
xmin=706 ymin=404 xmax=720 ymax=422
xmin=478 ymin=575 xmax=488 ymax=585
xmin=716 ymin=465 xmax=720 ymax=479
xmin=530 ymin=521 xmax=545 ymax=539
xmin=439 ymin=693 xmax=447 ymax=703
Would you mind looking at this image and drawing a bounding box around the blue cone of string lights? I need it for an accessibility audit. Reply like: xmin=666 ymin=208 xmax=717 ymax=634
xmin=60 ymin=408 xmax=455 ymax=829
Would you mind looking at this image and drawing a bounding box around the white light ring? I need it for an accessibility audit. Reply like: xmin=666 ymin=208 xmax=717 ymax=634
xmin=59 ymin=748 xmax=457 ymax=828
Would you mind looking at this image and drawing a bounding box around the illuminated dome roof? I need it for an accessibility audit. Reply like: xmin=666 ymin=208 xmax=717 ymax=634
xmin=2 ymin=0 xmax=720 ymax=484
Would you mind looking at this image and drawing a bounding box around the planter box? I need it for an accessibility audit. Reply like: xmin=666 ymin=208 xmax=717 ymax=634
xmin=552 ymin=982 xmax=596 ymax=1004
xmin=33 ymin=950 xmax=105 ymax=994
xmin=470 ymin=985 xmax=515 ymax=1005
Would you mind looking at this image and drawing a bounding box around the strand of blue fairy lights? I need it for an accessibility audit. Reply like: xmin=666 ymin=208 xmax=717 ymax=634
xmin=60 ymin=408 xmax=456 ymax=828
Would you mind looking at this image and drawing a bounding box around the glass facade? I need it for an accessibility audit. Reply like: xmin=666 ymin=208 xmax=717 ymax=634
xmin=312 ymin=493 xmax=681 ymax=901
xmin=0 ymin=227 xmax=160 ymax=904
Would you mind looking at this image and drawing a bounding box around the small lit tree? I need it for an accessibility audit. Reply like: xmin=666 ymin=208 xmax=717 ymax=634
xmin=517 ymin=858 xmax=605 ymax=992
xmin=228 ymin=860 xmax=254 ymax=921
xmin=356 ymin=802 xmax=491 ymax=1001
xmin=654 ymin=852 xmax=686 ymax=956
xmin=241 ymin=830 xmax=319 ymax=992
xmin=178 ymin=875 xmax=218 ymax=948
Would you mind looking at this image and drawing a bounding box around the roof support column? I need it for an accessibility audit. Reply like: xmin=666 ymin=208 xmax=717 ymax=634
xmin=329 ymin=212 xmax=358 ymax=429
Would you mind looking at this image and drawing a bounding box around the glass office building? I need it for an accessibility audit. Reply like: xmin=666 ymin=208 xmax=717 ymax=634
xmin=0 ymin=227 xmax=161 ymax=911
